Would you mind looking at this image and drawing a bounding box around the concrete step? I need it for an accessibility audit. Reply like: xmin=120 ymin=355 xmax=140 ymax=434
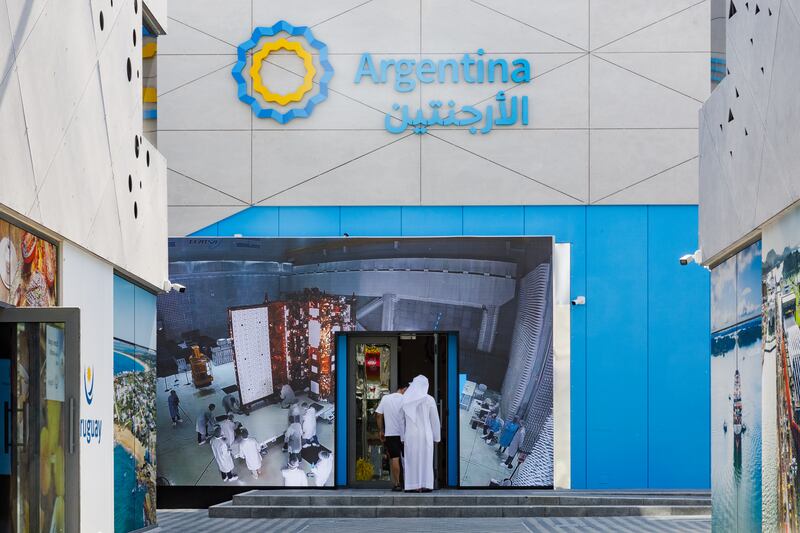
xmin=230 ymin=493 xmax=711 ymax=507
xmin=210 ymin=490 xmax=711 ymax=519
xmin=209 ymin=502 xmax=711 ymax=519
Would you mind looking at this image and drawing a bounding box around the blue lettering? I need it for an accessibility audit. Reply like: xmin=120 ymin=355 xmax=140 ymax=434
xmin=460 ymin=53 xmax=476 ymax=83
xmin=379 ymin=59 xmax=395 ymax=83
xmin=80 ymin=418 xmax=103 ymax=444
xmin=395 ymin=59 xmax=416 ymax=92
xmin=438 ymin=59 xmax=459 ymax=83
xmin=488 ymin=59 xmax=509 ymax=83
xmin=354 ymin=53 xmax=379 ymax=84
xmin=417 ymin=59 xmax=436 ymax=83
xmin=511 ymin=59 xmax=531 ymax=83
xmin=354 ymin=51 xmax=532 ymax=101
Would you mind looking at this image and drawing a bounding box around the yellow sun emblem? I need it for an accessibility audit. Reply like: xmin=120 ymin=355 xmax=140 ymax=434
xmin=250 ymin=38 xmax=316 ymax=106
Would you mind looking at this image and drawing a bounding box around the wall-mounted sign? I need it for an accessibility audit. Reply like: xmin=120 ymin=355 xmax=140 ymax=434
xmin=233 ymin=22 xmax=531 ymax=135
xmin=232 ymin=21 xmax=333 ymax=124
xmin=355 ymin=49 xmax=530 ymax=135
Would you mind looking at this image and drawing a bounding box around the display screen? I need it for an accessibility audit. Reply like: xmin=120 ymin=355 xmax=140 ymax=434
xmin=156 ymin=237 xmax=554 ymax=488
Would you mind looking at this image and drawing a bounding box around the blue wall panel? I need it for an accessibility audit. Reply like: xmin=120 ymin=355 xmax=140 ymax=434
xmin=401 ymin=206 xmax=463 ymax=236
xmin=188 ymin=204 xmax=710 ymax=490
xmin=463 ymin=206 xmax=524 ymax=235
xmin=189 ymin=223 xmax=219 ymax=236
xmin=217 ymin=207 xmax=279 ymax=237
xmin=647 ymin=206 xmax=710 ymax=488
xmin=523 ymin=206 xmax=588 ymax=488
xmin=586 ymin=206 xmax=649 ymax=488
xmin=341 ymin=206 xmax=402 ymax=236
xmin=279 ymin=206 xmax=341 ymax=236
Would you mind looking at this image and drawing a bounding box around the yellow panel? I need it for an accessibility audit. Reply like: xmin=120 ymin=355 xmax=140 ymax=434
xmin=142 ymin=42 xmax=157 ymax=58
xmin=142 ymin=87 xmax=157 ymax=103
xmin=250 ymin=38 xmax=315 ymax=106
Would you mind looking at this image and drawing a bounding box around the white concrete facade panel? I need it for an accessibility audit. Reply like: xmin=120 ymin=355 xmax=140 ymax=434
xmin=0 ymin=66 xmax=37 ymax=210
xmin=159 ymin=0 xmax=709 ymax=235
xmin=699 ymin=0 xmax=800 ymax=262
xmin=0 ymin=0 xmax=168 ymax=289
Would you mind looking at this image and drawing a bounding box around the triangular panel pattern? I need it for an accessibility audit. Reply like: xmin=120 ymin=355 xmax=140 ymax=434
xmin=260 ymin=134 xmax=421 ymax=205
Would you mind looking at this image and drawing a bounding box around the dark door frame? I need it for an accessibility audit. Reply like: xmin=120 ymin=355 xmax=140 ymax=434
xmin=346 ymin=334 xmax=397 ymax=489
xmin=0 ymin=306 xmax=81 ymax=533
xmin=340 ymin=330 xmax=458 ymax=489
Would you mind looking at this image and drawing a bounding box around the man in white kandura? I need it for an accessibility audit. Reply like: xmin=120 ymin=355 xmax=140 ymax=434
xmin=401 ymin=375 xmax=441 ymax=492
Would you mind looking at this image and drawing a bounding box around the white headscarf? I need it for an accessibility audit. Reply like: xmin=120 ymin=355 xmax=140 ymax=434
xmin=402 ymin=375 xmax=429 ymax=424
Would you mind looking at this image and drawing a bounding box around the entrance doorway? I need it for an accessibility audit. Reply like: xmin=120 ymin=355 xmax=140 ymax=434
xmin=0 ymin=307 xmax=80 ymax=533
xmin=346 ymin=332 xmax=448 ymax=488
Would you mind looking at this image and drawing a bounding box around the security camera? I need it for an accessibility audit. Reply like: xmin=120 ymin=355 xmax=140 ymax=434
xmin=571 ymin=296 xmax=586 ymax=306
xmin=679 ymin=249 xmax=703 ymax=266
xmin=162 ymin=280 xmax=186 ymax=293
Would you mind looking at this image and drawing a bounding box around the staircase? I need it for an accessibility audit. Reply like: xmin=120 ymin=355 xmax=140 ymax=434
xmin=209 ymin=489 xmax=711 ymax=519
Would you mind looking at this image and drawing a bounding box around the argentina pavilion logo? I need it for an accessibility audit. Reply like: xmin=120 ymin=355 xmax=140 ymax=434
xmin=232 ymin=21 xmax=334 ymax=123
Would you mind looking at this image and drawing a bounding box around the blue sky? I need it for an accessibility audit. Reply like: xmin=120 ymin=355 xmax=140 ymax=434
xmin=712 ymin=240 xmax=762 ymax=331
xmin=712 ymin=255 xmax=736 ymax=332
xmin=736 ymin=241 xmax=761 ymax=322
xmin=114 ymin=275 xmax=157 ymax=350
xmin=764 ymin=204 xmax=800 ymax=257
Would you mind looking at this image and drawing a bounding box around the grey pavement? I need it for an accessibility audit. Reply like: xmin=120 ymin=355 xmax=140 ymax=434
xmin=156 ymin=509 xmax=711 ymax=532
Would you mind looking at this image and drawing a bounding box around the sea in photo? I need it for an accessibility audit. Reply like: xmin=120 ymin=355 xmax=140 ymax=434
xmin=711 ymin=317 xmax=763 ymax=532
xmin=113 ymin=443 xmax=146 ymax=532
xmin=113 ymin=338 xmax=158 ymax=532
xmin=114 ymin=339 xmax=147 ymax=373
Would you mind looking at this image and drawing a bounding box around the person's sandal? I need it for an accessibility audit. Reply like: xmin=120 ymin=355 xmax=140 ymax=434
xmin=392 ymin=485 xmax=402 ymax=492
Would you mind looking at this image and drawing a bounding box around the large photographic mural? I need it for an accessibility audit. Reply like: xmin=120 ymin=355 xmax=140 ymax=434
xmin=762 ymin=205 xmax=800 ymax=531
xmin=113 ymin=276 xmax=157 ymax=533
xmin=710 ymin=241 xmax=762 ymax=532
xmin=156 ymin=237 xmax=554 ymax=488
xmin=710 ymin=204 xmax=800 ymax=532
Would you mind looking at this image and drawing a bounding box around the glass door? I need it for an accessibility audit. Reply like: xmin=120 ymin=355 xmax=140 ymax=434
xmin=0 ymin=308 xmax=80 ymax=533
xmin=395 ymin=333 xmax=446 ymax=489
xmin=347 ymin=336 xmax=397 ymax=487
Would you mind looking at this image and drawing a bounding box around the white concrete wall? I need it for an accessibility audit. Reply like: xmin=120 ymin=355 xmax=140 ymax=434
xmin=0 ymin=0 xmax=168 ymax=289
xmin=61 ymin=243 xmax=115 ymax=533
xmin=699 ymin=0 xmax=800 ymax=262
xmin=159 ymin=0 xmax=710 ymax=235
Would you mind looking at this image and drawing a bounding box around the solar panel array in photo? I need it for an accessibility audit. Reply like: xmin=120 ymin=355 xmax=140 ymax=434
xmin=230 ymin=306 xmax=274 ymax=404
